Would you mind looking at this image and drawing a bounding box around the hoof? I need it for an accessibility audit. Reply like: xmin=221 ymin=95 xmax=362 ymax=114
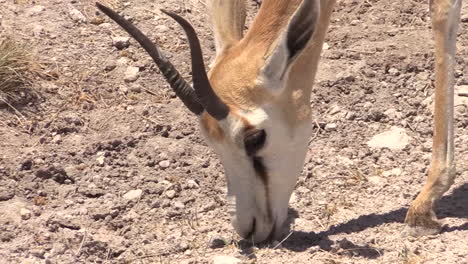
xmin=402 ymin=223 xmax=442 ymax=237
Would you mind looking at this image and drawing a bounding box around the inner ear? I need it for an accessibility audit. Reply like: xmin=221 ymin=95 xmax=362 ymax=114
xmin=286 ymin=0 xmax=319 ymax=61
xmin=260 ymin=0 xmax=320 ymax=91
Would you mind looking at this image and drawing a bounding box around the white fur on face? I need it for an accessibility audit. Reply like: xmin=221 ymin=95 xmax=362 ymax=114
xmin=199 ymin=105 xmax=312 ymax=242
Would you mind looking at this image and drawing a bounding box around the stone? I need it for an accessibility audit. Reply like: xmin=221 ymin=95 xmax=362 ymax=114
xmin=325 ymin=123 xmax=337 ymax=131
xmin=112 ymin=36 xmax=130 ymax=50
xmin=69 ymin=7 xmax=86 ymax=23
xmin=209 ymin=235 xmax=230 ymax=249
xmin=159 ymin=160 xmax=170 ymax=169
xmin=124 ymin=66 xmax=139 ymax=82
xmin=350 ymin=19 xmax=360 ymax=26
xmin=213 ymin=256 xmax=241 ymax=264
xmin=382 ymin=168 xmax=403 ymax=177
xmin=96 ymin=156 xmax=105 ymax=166
xmin=26 ymin=5 xmax=45 ymax=16
xmin=367 ymin=126 xmax=411 ymax=150
xmin=384 ymin=108 xmax=402 ymax=120
xmin=368 ymin=176 xmax=384 ymax=185
xmin=165 ymin=190 xmax=176 ymax=199
xmin=52 ymin=134 xmax=62 ymax=144
xmin=20 ymin=208 xmax=32 ymax=220
xmin=173 ymin=201 xmax=185 ymax=210
xmin=123 ymin=189 xmax=143 ymax=200
xmin=187 ymin=180 xmax=199 ymax=189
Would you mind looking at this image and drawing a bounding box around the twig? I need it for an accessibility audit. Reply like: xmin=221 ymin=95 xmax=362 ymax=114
xmin=76 ymin=230 xmax=87 ymax=257
xmin=272 ymin=231 xmax=294 ymax=250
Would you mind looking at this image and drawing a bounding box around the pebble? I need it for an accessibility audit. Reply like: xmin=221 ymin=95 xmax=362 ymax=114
xmin=209 ymin=235 xmax=229 ymax=249
xmin=124 ymin=66 xmax=139 ymax=82
xmin=104 ymin=61 xmax=117 ymax=72
xmin=159 ymin=160 xmax=171 ymax=169
xmin=26 ymin=5 xmax=45 ymax=16
xmin=20 ymin=208 xmax=32 ymax=220
xmin=367 ymin=126 xmax=411 ymax=150
xmin=350 ymin=19 xmax=360 ymax=26
xmin=325 ymin=123 xmax=337 ymax=131
xmin=213 ymin=256 xmax=241 ymax=264
xmin=112 ymin=36 xmax=130 ymax=50
xmin=173 ymin=201 xmax=185 ymax=210
xmin=165 ymin=190 xmax=176 ymax=199
xmin=96 ymin=156 xmax=105 ymax=166
xmin=368 ymin=176 xmax=385 ymax=185
xmin=123 ymin=189 xmax=143 ymax=200
xmin=68 ymin=7 xmax=86 ymax=23
xmin=187 ymin=180 xmax=199 ymax=189
xmin=52 ymin=134 xmax=62 ymax=144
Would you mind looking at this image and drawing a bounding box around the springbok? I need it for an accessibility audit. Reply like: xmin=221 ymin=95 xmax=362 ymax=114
xmin=96 ymin=0 xmax=462 ymax=242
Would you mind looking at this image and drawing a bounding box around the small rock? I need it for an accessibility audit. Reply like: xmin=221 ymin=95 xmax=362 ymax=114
xmin=368 ymin=176 xmax=384 ymax=185
xmin=129 ymin=84 xmax=142 ymax=93
xmin=0 ymin=187 xmax=14 ymax=201
xmin=173 ymin=201 xmax=185 ymax=210
xmin=388 ymin=68 xmax=400 ymax=76
xmin=155 ymin=25 xmax=169 ymax=33
xmin=213 ymin=256 xmax=241 ymax=264
xmin=187 ymin=180 xmax=199 ymax=189
xmin=325 ymin=123 xmax=337 ymax=131
xmin=461 ymin=14 xmax=468 ymax=23
xmin=26 ymin=5 xmax=45 ymax=16
xmin=20 ymin=159 xmax=33 ymax=171
xmin=104 ymin=61 xmax=117 ymax=72
xmin=159 ymin=160 xmax=171 ymax=169
xmin=367 ymin=126 xmax=411 ymax=150
xmin=96 ymin=156 xmax=105 ymax=166
xmin=112 ymin=36 xmax=130 ymax=50
xmin=384 ymin=108 xmax=402 ymax=120
xmin=350 ymin=19 xmax=360 ymax=26
xmin=382 ymin=168 xmax=403 ymax=177
xmin=328 ymin=105 xmax=341 ymax=115
xmin=20 ymin=208 xmax=32 ymax=220
xmin=123 ymin=189 xmax=143 ymax=200
xmin=117 ymin=57 xmax=131 ymax=65
xmin=345 ymin=111 xmax=356 ymax=120
xmin=209 ymin=235 xmax=230 ymax=249
xmin=166 ymin=190 xmax=176 ymax=199
xmin=52 ymin=134 xmax=62 ymax=144
xmin=69 ymin=6 xmax=86 ymax=23
xmin=124 ymin=66 xmax=139 ymax=82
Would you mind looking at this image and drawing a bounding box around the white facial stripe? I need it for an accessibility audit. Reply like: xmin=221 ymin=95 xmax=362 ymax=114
xmin=200 ymin=102 xmax=311 ymax=242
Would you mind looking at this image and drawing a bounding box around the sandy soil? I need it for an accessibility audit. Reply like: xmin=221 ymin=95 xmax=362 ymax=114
xmin=0 ymin=0 xmax=467 ymax=263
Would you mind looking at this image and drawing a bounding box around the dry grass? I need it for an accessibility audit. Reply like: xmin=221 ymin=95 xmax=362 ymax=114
xmin=0 ymin=36 xmax=40 ymax=105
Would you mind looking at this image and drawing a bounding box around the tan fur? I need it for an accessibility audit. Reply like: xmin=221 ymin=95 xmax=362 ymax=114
xmin=208 ymin=0 xmax=332 ymax=127
xmin=207 ymin=0 xmax=460 ymax=236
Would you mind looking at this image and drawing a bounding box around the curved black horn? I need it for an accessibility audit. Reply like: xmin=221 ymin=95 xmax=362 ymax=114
xmin=96 ymin=2 xmax=204 ymax=115
xmin=161 ymin=10 xmax=230 ymax=120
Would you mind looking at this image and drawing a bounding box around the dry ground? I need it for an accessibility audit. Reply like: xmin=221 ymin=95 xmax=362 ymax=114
xmin=0 ymin=0 xmax=467 ymax=263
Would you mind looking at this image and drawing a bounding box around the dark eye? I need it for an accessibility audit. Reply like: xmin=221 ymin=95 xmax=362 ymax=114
xmin=244 ymin=129 xmax=266 ymax=156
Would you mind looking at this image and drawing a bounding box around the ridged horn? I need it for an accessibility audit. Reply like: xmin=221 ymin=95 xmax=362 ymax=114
xmin=161 ymin=10 xmax=230 ymax=120
xmin=96 ymin=2 xmax=204 ymax=115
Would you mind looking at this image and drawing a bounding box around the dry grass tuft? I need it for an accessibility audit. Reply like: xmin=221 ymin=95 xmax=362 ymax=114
xmin=0 ymin=36 xmax=40 ymax=105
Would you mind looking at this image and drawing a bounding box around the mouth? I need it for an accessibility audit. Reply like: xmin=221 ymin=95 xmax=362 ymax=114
xmin=244 ymin=217 xmax=278 ymax=243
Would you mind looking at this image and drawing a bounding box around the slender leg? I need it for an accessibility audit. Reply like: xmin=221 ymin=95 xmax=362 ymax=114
xmin=404 ymin=0 xmax=461 ymax=236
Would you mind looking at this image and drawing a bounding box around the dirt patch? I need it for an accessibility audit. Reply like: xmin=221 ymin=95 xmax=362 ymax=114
xmin=0 ymin=0 xmax=467 ymax=263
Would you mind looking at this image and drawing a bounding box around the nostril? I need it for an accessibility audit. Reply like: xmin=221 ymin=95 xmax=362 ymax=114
xmin=245 ymin=218 xmax=256 ymax=239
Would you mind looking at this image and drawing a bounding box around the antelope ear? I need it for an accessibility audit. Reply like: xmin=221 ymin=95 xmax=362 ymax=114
xmin=260 ymin=0 xmax=320 ymax=94
xmin=208 ymin=0 xmax=247 ymax=57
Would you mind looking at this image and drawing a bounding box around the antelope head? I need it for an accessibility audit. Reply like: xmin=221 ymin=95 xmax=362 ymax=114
xmin=97 ymin=0 xmax=321 ymax=242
